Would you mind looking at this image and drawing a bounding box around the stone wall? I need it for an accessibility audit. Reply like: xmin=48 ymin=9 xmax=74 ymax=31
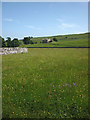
xmin=0 ymin=47 xmax=28 ymax=55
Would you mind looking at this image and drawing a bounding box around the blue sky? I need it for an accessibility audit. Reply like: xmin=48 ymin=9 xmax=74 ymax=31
xmin=2 ymin=2 xmax=88 ymax=39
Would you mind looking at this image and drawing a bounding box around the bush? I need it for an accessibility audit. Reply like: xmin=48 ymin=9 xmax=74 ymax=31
xmin=11 ymin=38 xmax=20 ymax=47
xmin=23 ymin=37 xmax=34 ymax=44
xmin=6 ymin=37 xmax=12 ymax=47
xmin=2 ymin=38 xmax=6 ymax=47
xmin=53 ymin=38 xmax=58 ymax=42
xmin=19 ymin=41 xmax=24 ymax=46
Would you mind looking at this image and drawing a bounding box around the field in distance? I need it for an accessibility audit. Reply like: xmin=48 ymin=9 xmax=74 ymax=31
xmin=2 ymin=48 xmax=89 ymax=118
xmin=20 ymin=33 xmax=89 ymax=47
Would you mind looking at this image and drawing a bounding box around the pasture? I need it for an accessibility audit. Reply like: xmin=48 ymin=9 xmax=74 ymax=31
xmin=20 ymin=33 xmax=88 ymax=47
xmin=2 ymin=48 xmax=89 ymax=118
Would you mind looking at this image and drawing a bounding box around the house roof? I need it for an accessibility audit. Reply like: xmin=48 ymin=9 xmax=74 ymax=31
xmin=42 ymin=38 xmax=50 ymax=40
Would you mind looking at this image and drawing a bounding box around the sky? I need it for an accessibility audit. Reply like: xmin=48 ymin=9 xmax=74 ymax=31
xmin=2 ymin=2 xmax=88 ymax=39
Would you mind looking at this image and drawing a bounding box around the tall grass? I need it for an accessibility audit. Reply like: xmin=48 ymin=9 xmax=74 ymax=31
xmin=2 ymin=48 xmax=89 ymax=118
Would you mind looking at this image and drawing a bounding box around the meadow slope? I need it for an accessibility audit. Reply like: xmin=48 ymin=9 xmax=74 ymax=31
xmin=20 ymin=33 xmax=88 ymax=47
xmin=2 ymin=48 xmax=89 ymax=118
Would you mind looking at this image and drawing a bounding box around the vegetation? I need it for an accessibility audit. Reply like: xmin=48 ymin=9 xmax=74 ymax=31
xmin=1 ymin=37 xmax=20 ymax=47
xmin=11 ymin=38 xmax=20 ymax=47
xmin=53 ymin=37 xmax=58 ymax=42
xmin=20 ymin=33 xmax=89 ymax=47
xmin=2 ymin=48 xmax=89 ymax=118
xmin=6 ymin=37 xmax=12 ymax=47
xmin=1 ymin=32 xmax=89 ymax=47
xmin=23 ymin=37 xmax=34 ymax=45
xmin=2 ymin=38 xmax=6 ymax=47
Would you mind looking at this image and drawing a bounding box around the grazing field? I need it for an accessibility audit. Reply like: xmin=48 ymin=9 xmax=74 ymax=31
xmin=20 ymin=33 xmax=88 ymax=47
xmin=2 ymin=48 xmax=89 ymax=118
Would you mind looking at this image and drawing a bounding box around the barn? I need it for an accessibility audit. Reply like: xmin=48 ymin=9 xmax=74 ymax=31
xmin=42 ymin=38 xmax=52 ymax=43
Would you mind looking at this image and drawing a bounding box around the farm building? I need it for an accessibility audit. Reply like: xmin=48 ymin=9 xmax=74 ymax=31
xmin=42 ymin=38 xmax=52 ymax=43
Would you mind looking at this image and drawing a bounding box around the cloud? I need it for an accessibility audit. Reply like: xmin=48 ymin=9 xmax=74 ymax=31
xmin=57 ymin=18 xmax=79 ymax=29
xmin=25 ymin=25 xmax=35 ymax=29
xmin=56 ymin=18 xmax=63 ymax=22
xmin=61 ymin=23 xmax=79 ymax=28
xmin=25 ymin=25 xmax=41 ymax=30
xmin=4 ymin=18 xmax=13 ymax=22
xmin=58 ymin=23 xmax=79 ymax=29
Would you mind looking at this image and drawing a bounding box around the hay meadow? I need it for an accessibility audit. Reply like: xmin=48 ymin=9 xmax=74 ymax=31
xmin=2 ymin=48 xmax=89 ymax=118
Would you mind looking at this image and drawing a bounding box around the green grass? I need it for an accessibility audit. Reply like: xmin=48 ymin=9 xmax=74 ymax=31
xmin=20 ymin=33 xmax=88 ymax=47
xmin=2 ymin=48 xmax=89 ymax=118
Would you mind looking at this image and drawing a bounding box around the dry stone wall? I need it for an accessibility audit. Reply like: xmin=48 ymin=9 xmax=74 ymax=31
xmin=0 ymin=47 xmax=28 ymax=55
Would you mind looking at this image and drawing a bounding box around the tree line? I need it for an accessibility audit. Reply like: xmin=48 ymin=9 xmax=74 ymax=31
xmin=1 ymin=36 xmax=34 ymax=47
xmin=1 ymin=36 xmax=58 ymax=47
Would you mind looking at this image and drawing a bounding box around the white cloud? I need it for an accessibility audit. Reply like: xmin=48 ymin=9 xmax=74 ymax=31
xmin=61 ymin=23 xmax=79 ymax=28
xmin=25 ymin=25 xmax=41 ymax=30
xmin=58 ymin=22 xmax=80 ymax=29
xmin=57 ymin=18 xmax=80 ymax=29
xmin=4 ymin=18 xmax=13 ymax=22
xmin=56 ymin=18 xmax=63 ymax=22
xmin=25 ymin=25 xmax=35 ymax=29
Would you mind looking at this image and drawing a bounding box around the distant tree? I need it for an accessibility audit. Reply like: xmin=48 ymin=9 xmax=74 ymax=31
xmin=23 ymin=37 xmax=30 ymax=44
xmin=2 ymin=38 xmax=6 ymax=47
xmin=6 ymin=37 xmax=12 ymax=47
xmin=23 ymin=37 xmax=34 ymax=44
xmin=31 ymin=36 xmax=33 ymax=39
xmin=53 ymin=38 xmax=58 ymax=42
xmin=29 ymin=40 xmax=34 ymax=44
xmin=65 ymin=36 xmax=67 ymax=39
xmin=19 ymin=40 xmax=24 ymax=46
xmin=11 ymin=38 xmax=19 ymax=47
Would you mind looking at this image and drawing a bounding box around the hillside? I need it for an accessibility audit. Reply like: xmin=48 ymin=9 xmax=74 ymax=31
xmin=20 ymin=33 xmax=88 ymax=47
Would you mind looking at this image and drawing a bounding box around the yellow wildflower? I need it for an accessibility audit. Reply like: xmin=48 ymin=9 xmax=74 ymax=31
xmin=12 ymin=112 xmax=14 ymax=114
xmin=48 ymin=112 xmax=50 ymax=114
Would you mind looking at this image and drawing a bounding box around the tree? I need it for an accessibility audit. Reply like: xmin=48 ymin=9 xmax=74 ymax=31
xmin=2 ymin=38 xmax=6 ymax=47
xmin=23 ymin=37 xmax=34 ymax=44
xmin=6 ymin=37 xmax=12 ymax=47
xmin=65 ymin=36 xmax=67 ymax=39
xmin=29 ymin=40 xmax=34 ymax=44
xmin=53 ymin=38 xmax=58 ymax=42
xmin=0 ymin=36 xmax=6 ymax=47
xmin=19 ymin=40 xmax=24 ymax=46
xmin=23 ymin=37 xmax=30 ymax=44
xmin=11 ymin=38 xmax=19 ymax=47
xmin=31 ymin=36 xmax=33 ymax=39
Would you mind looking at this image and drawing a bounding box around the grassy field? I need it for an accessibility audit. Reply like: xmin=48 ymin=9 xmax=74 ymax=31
xmin=20 ymin=33 xmax=88 ymax=47
xmin=2 ymin=48 xmax=89 ymax=118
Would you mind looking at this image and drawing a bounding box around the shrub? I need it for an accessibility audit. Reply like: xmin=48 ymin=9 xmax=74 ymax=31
xmin=53 ymin=38 xmax=58 ymax=42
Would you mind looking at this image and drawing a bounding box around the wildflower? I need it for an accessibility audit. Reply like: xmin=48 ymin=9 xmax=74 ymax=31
xmin=64 ymin=113 xmax=67 ymax=116
xmin=12 ymin=112 xmax=14 ymax=114
xmin=73 ymin=83 xmax=76 ymax=86
xmin=48 ymin=112 xmax=50 ymax=114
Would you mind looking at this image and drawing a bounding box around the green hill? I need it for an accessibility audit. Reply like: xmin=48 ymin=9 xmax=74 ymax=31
xmin=20 ymin=33 xmax=89 ymax=47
